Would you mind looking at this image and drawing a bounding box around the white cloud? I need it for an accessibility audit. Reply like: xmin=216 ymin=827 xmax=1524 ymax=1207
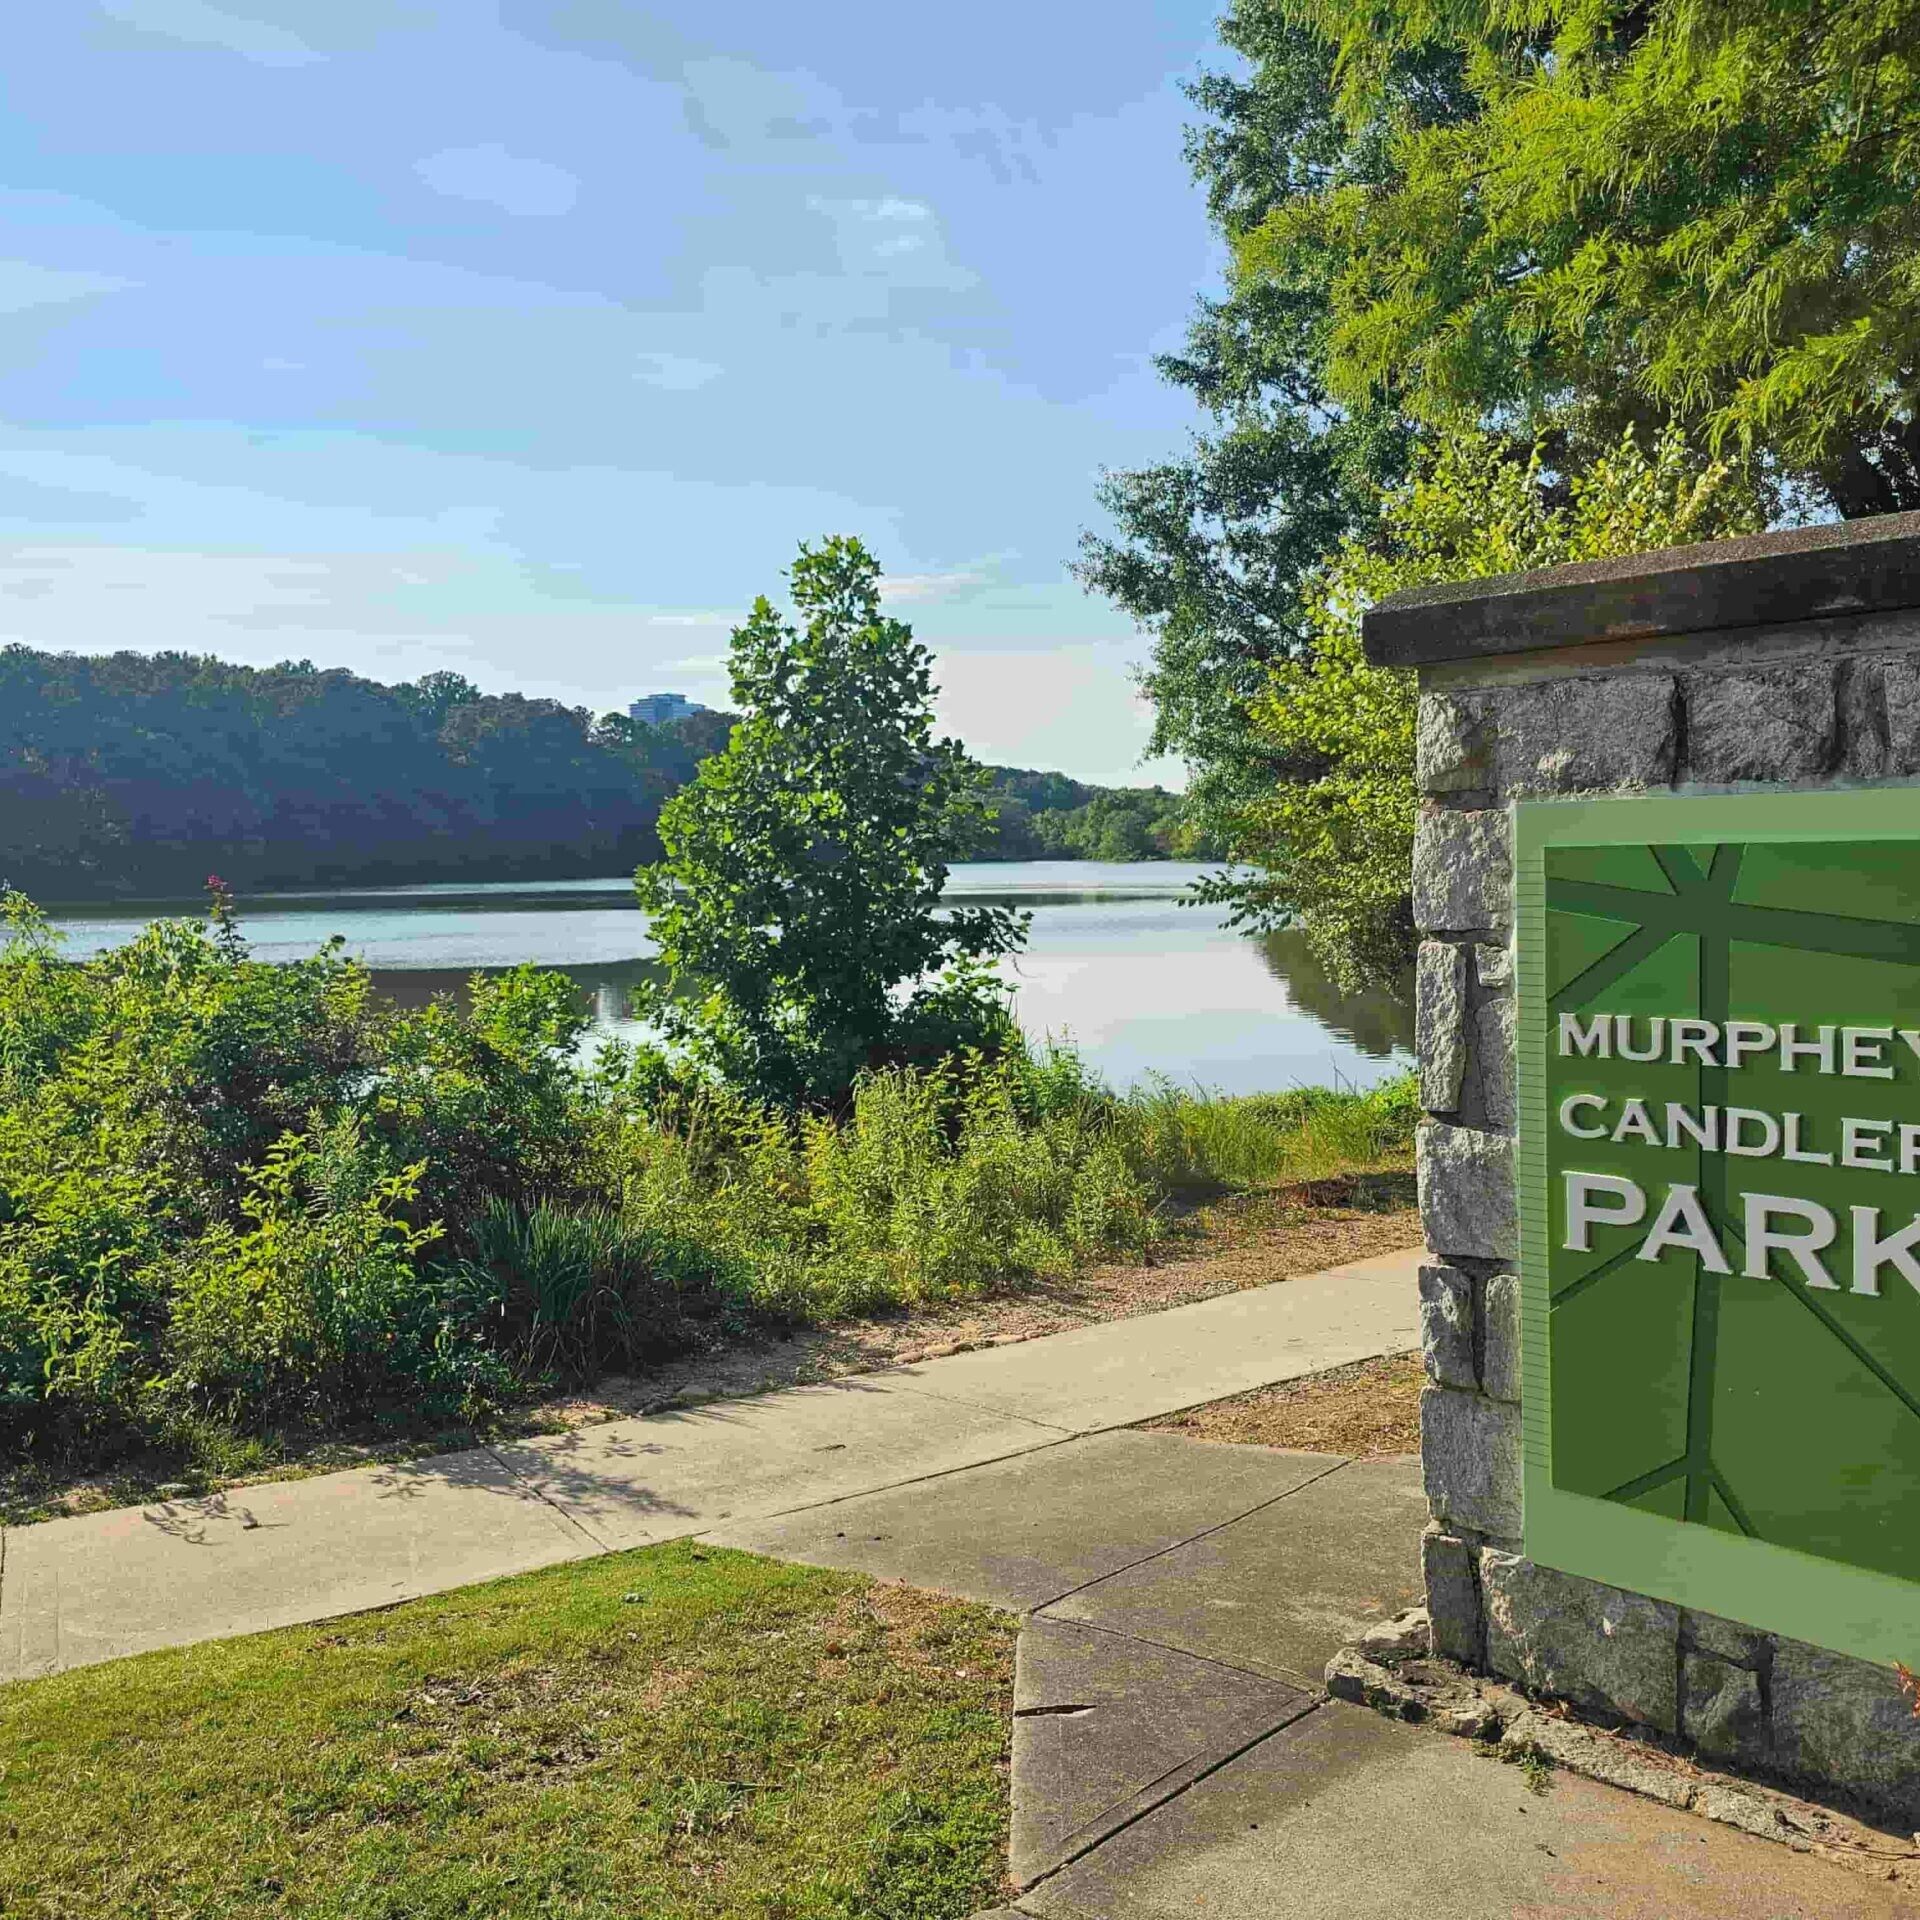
xmin=810 ymin=196 xmax=931 ymax=225
xmin=933 ymin=643 xmax=1183 ymax=790
xmin=678 ymin=56 xmax=834 ymax=152
xmin=633 ymin=351 xmax=722 ymax=392
xmin=0 ymin=545 xmax=484 ymax=637
xmin=800 ymin=195 xmax=975 ymax=289
xmin=99 ymin=0 xmax=322 ymax=66
xmin=415 ymin=145 xmax=579 ymax=219
xmin=0 ymin=262 xmax=134 ymax=315
xmin=808 ymin=195 xmax=937 ymax=257
xmin=878 ymin=568 xmax=990 ymax=604
xmin=641 ymin=610 xmax=738 ymax=628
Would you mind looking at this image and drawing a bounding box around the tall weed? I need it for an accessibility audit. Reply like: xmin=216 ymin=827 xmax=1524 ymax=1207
xmin=1117 ymin=1071 xmax=1417 ymax=1192
xmin=447 ymin=1196 xmax=746 ymax=1377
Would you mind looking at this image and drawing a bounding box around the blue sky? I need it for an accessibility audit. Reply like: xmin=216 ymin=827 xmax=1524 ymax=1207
xmin=2 ymin=2 xmax=1230 ymax=785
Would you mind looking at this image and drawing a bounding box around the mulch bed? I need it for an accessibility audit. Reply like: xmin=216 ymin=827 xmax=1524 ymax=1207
xmin=1141 ymin=1349 xmax=1422 ymax=1457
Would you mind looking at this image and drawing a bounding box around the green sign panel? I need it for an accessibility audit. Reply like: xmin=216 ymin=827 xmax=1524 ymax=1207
xmin=1517 ymin=789 xmax=1920 ymax=1667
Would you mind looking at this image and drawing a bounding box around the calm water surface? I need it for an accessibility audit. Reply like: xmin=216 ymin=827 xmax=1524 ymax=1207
xmin=40 ymin=862 xmax=1410 ymax=1095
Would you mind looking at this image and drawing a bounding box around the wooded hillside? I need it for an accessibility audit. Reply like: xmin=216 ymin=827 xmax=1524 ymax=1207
xmin=0 ymin=645 xmax=1205 ymax=897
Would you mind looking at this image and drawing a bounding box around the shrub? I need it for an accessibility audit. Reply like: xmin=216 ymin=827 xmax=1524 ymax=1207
xmin=0 ymin=898 xmax=573 ymax=1450
xmin=161 ymin=1121 xmax=504 ymax=1425
xmin=801 ymin=1058 xmax=1159 ymax=1307
xmin=367 ymin=966 xmax=594 ymax=1243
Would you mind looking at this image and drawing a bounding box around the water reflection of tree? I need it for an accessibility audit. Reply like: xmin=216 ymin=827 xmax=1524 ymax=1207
xmin=1256 ymin=931 xmax=1413 ymax=1059
xmin=363 ymin=935 xmax=1416 ymax=1064
xmin=368 ymin=958 xmax=664 ymax=1031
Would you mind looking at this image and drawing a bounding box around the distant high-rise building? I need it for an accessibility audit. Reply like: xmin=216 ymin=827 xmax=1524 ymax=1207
xmin=629 ymin=692 xmax=708 ymax=727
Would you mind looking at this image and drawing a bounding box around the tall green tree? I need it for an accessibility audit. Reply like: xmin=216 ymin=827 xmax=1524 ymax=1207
xmin=1244 ymin=0 xmax=1920 ymax=516
xmin=1075 ymin=10 xmax=1469 ymax=869
xmin=1085 ymin=0 xmax=1918 ymax=886
xmin=634 ymin=538 xmax=1026 ymax=1106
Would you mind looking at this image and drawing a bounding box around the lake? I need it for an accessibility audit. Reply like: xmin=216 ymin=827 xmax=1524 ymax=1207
xmin=36 ymin=861 xmax=1412 ymax=1096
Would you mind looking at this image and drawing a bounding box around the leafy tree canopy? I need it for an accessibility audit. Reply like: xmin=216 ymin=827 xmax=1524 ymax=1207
xmin=1239 ymin=425 xmax=1766 ymax=988
xmin=0 ymin=645 xmax=724 ymax=896
xmin=1244 ymin=0 xmax=1920 ymax=516
xmin=1075 ymin=8 xmax=1468 ymax=853
xmin=634 ymin=538 xmax=1027 ymax=1106
xmin=1079 ymin=0 xmax=1908 ymax=933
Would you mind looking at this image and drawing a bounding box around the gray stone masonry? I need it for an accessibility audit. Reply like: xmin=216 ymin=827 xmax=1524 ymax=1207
xmin=1478 ymin=1272 xmax=1521 ymax=1404
xmin=1482 ymin=1552 xmax=1679 ymax=1734
xmin=1421 ymin=1525 xmax=1483 ymax=1666
xmin=1471 ymin=996 xmax=1515 ymax=1130
xmin=1683 ymin=1652 xmax=1765 ymax=1761
xmin=1368 ymin=512 xmax=1920 ymax=1826
xmin=1489 ymin=671 xmax=1679 ymax=794
xmin=1684 ymin=663 xmax=1838 ymax=782
xmin=1416 ymin=1122 xmax=1516 ymax=1261
xmin=1417 ymin=1265 xmax=1474 ymax=1392
xmin=1416 ymin=942 xmax=1468 ymax=1112
xmin=1421 ymin=1387 xmax=1521 ymax=1540
xmin=1412 ymin=804 xmax=1510 ymax=934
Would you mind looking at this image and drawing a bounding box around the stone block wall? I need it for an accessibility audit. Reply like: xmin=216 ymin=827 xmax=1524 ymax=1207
xmin=1392 ymin=538 xmax=1920 ymax=1825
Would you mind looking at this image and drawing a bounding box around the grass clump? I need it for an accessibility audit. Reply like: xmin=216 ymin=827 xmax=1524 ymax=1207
xmin=0 ymin=1541 xmax=1017 ymax=1918
xmin=1118 ymin=1072 xmax=1418 ymax=1193
xmin=0 ymin=886 xmax=1414 ymax=1500
xmin=1475 ymin=1737 xmax=1556 ymax=1795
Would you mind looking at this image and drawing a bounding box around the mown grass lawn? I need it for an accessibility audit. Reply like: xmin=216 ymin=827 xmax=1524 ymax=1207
xmin=0 ymin=1542 xmax=1016 ymax=1919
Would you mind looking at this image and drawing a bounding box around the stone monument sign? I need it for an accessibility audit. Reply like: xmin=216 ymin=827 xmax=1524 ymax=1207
xmin=1365 ymin=511 xmax=1920 ymax=1822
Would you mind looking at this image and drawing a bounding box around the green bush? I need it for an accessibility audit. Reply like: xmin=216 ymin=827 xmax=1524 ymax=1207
xmin=0 ymin=886 xmax=1414 ymax=1480
xmin=801 ymin=1058 xmax=1158 ymax=1307
xmin=593 ymin=1055 xmax=1159 ymax=1320
xmin=162 ymin=1121 xmax=499 ymax=1425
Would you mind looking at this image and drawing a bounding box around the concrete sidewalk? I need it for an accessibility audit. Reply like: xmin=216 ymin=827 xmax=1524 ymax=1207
xmin=712 ymin=1423 xmax=1913 ymax=1917
xmin=0 ymin=1245 xmax=1420 ymax=1681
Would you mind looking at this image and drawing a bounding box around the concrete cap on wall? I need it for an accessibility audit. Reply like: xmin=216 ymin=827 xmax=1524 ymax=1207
xmin=1361 ymin=509 xmax=1920 ymax=669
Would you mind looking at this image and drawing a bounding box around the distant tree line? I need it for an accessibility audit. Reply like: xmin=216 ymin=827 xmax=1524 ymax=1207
xmin=970 ymin=768 xmax=1215 ymax=864
xmin=0 ymin=646 xmax=730 ymax=897
xmin=0 ymin=644 xmax=1210 ymax=899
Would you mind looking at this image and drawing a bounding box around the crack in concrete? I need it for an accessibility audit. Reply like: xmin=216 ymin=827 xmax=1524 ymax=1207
xmin=868 ymin=1374 xmax=1083 ymax=1434
xmin=1042 ymin=1684 xmax=1322 ymax=1872
xmin=1013 ymin=1690 xmax=1332 ymax=1897
xmin=1030 ymin=1454 xmax=1354 ymax=1620
xmin=693 ymin=1432 xmax=1082 ymax=1538
xmin=480 ymin=1445 xmax=613 ymax=1553
xmin=1020 ymin=1610 xmax=1311 ymax=1693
